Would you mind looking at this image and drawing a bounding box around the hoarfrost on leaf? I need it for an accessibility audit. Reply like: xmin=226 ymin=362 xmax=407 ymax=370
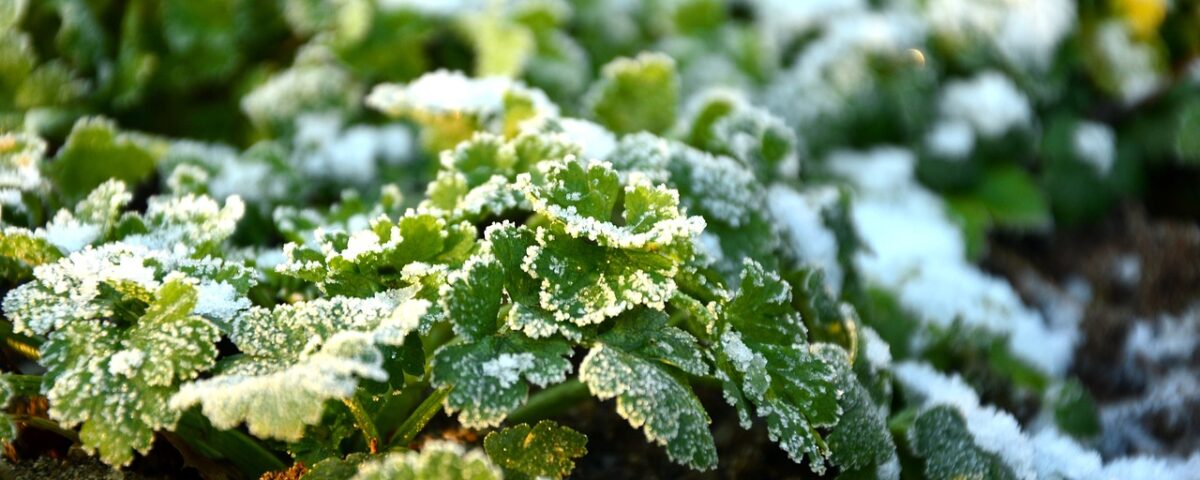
xmin=170 ymin=290 xmax=429 ymax=440
xmin=350 ymin=440 xmax=502 ymax=480
xmin=431 ymin=335 xmax=572 ymax=428
xmin=580 ymin=343 xmax=718 ymax=471
xmin=40 ymin=279 xmax=220 ymax=466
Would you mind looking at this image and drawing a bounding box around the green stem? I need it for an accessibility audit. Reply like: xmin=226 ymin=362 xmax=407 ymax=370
xmin=343 ymin=395 xmax=381 ymax=453
xmin=10 ymin=414 xmax=78 ymax=442
xmin=2 ymin=374 xmax=42 ymax=397
xmin=387 ymin=385 xmax=450 ymax=449
xmin=506 ymin=379 xmax=590 ymax=425
xmin=376 ymin=378 xmax=428 ymax=440
xmin=174 ymin=410 xmax=285 ymax=477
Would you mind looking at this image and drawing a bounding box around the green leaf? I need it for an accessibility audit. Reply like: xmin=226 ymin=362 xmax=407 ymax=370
xmin=586 ymin=52 xmax=679 ymax=135
xmin=580 ymin=342 xmax=717 ymax=471
xmin=431 ymin=335 xmax=573 ymax=428
xmin=0 ymin=376 xmax=15 ymax=442
xmin=304 ymin=453 xmax=370 ymax=480
xmin=1177 ymin=100 xmax=1200 ymax=163
xmin=483 ymin=420 xmax=587 ymax=480
xmin=461 ymin=12 xmax=535 ymax=78
xmin=1049 ymin=379 xmax=1100 ymax=439
xmin=351 ymin=441 xmax=502 ymax=480
xmin=818 ymin=345 xmax=896 ymax=476
xmin=972 ymin=164 xmax=1051 ymax=231
xmin=40 ymin=279 xmax=220 ymax=466
xmin=442 ymin=253 xmax=505 ymax=341
xmin=908 ymin=405 xmax=1018 ymax=480
xmin=0 ymin=227 xmax=62 ymax=282
xmin=48 ymin=117 xmax=166 ymax=203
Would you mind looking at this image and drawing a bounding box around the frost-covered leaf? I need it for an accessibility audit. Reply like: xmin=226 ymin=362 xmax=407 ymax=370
xmin=170 ymin=291 xmax=429 ymax=440
xmin=909 ymin=405 xmax=1018 ymax=480
xmin=585 ymin=52 xmax=679 ymax=135
xmin=482 ymin=222 xmax=573 ymax=340
xmin=351 ymin=441 xmax=501 ymax=480
xmin=516 ymin=158 xmax=704 ymax=326
xmin=711 ymin=260 xmax=843 ymax=473
xmin=40 ymin=279 xmax=220 ymax=466
xmin=3 ymin=243 xmax=162 ymax=335
xmin=2 ymin=241 xmax=256 ymax=335
xmin=680 ymin=89 xmax=800 ymax=180
xmin=664 ymin=142 xmax=778 ymax=277
xmin=367 ymin=70 xmax=557 ymax=151
xmin=242 ymin=44 xmax=363 ymax=134
xmin=277 ymin=211 xmax=475 ymax=296
xmin=817 ymin=345 xmax=897 ymax=477
xmin=122 ymin=193 xmax=245 ymax=253
xmin=47 ymin=117 xmax=167 ymax=202
xmin=442 ymin=253 xmax=505 ymax=341
xmin=483 ymin=420 xmax=587 ymax=480
xmin=431 ymin=335 xmax=572 ymax=428
xmin=580 ymin=343 xmax=716 ymax=471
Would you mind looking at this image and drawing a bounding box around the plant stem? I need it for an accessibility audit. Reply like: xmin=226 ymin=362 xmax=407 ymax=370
xmin=506 ymin=379 xmax=590 ymax=425
xmin=376 ymin=377 xmax=428 ymax=441
xmin=387 ymin=385 xmax=450 ymax=449
xmin=1 ymin=374 xmax=41 ymax=397
xmin=342 ymin=395 xmax=381 ymax=453
xmin=174 ymin=410 xmax=285 ymax=477
xmin=10 ymin=414 xmax=78 ymax=442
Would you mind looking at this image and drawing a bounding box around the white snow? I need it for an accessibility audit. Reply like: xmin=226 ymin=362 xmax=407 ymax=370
xmin=366 ymin=70 xmax=558 ymax=119
xmin=940 ymin=71 xmax=1032 ymax=139
xmin=194 ymin=281 xmax=251 ymax=323
xmin=43 ymin=210 xmax=101 ymax=253
xmin=765 ymin=184 xmax=843 ymax=293
xmin=830 ymin=147 xmax=1075 ymax=376
xmin=925 ymin=119 xmax=976 ymax=160
xmin=1074 ymin=120 xmax=1117 ymax=175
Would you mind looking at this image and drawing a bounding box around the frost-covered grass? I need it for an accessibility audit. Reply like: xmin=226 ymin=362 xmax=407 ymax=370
xmin=0 ymin=0 xmax=1199 ymax=478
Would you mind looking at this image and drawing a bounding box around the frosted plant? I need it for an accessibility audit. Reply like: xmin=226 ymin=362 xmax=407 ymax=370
xmin=350 ymin=440 xmax=501 ymax=480
xmin=516 ymin=158 xmax=705 ymax=325
xmin=170 ymin=290 xmax=429 ymax=440
xmin=2 ymin=2 xmax=1196 ymax=477
xmin=40 ymin=279 xmax=220 ymax=466
xmin=0 ymin=132 xmax=46 ymax=212
xmin=241 ymin=44 xmax=363 ymax=134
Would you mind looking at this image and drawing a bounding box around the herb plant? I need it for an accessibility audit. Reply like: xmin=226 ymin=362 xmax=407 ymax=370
xmin=1 ymin=0 xmax=1198 ymax=479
